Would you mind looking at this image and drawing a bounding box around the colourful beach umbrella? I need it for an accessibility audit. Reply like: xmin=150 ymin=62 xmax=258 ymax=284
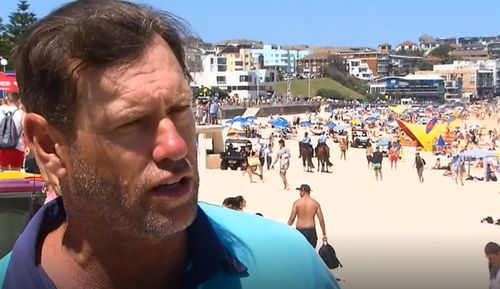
xmin=425 ymin=117 xmax=438 ymax=134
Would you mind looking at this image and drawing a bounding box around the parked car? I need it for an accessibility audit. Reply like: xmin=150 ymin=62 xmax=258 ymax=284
xmin=350 ymin=128 xmax=370 ymax=148
xmin=220 ymin=139 xmax=252 ymax=170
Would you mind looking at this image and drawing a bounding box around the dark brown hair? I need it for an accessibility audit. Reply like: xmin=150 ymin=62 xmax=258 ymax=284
xmin=485 ymin=242 xmax=500 ymax=255
xmin=13 ymin=0 xmax=190 ymax=137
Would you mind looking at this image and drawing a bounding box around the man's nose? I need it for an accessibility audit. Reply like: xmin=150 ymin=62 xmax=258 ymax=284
xmin=152 ymin=118 xmax=188 ymax=163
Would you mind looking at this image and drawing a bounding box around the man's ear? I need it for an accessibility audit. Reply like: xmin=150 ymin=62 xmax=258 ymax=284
xmin=23 ymin=113 xmax=69 ymax=180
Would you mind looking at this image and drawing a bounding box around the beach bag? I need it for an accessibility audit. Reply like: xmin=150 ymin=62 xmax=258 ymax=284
xmin=0 ymin=109 xmax=20 ymax=149
xmin=247 ymin=156 xmax=260 ymax=167
xmin=319 ymin=241 xmax=342 ymax=269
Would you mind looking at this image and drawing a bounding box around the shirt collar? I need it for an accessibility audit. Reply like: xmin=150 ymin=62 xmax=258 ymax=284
xmin=182 ymin=206 xmax=247 ymax=288
xmin=5 ymin=197 xmax=247 ymax=289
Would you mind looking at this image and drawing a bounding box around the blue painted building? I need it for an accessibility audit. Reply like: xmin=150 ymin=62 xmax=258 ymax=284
xmin=250 ymin=45 xmax=312 ymax=73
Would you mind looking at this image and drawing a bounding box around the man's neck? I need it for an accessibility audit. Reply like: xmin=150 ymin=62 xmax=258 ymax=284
xmin=41 ymin=219 xmax=189 ymax=289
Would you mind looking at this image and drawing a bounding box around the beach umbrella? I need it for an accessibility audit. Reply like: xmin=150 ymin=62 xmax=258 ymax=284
xmin=228 ymin=121 xmax=245 ymax=132
xmin=463 ymin=149 xmax=495 ymax=159
xmin=271 ymin=119 xmax=289 ymax=128
xmin=365 ymin=116 xmax=378 ymax=122
xmin=350 ymin=119 xmax=361 ymax=125
xmin=377 ymin=139 xmax=389 ymax=147
xmin=226 ymin=116 xmax=247 ymax=125
xmin=333 ymin=124 xmax=349 ymax=132
xmin=245 ymin=116 xmax=257 ymax=121
xmin=324 ymin=122 xmax=337 ymax=128
xmin=299 ymin=121 xmax=313 ymax=127
xmin=0 ymin=73 xmax=18 ymax=92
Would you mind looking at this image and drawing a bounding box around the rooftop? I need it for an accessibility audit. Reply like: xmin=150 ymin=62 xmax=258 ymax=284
xmin=399 ymin=40 xmax=418 ymax=46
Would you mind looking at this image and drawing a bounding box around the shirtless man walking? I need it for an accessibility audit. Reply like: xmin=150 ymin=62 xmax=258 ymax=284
xmin=287 ymin=184 xmax=327 ymax=248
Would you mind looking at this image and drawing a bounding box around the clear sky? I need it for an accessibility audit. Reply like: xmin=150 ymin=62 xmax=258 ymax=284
xmin=1 ymin=0 xmax=499 ymax=48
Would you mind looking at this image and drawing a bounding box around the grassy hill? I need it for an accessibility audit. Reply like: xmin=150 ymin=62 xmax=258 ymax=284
xmin=276 ymin=78 xmax=365 ymax=100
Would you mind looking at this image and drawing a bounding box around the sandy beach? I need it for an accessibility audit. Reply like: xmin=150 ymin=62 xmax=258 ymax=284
xmin=198 ymin=112 xmax=500 ymax=289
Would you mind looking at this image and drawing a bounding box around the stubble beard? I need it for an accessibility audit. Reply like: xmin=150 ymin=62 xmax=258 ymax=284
xmin=63 ymin=146 xmax=199 ymax=243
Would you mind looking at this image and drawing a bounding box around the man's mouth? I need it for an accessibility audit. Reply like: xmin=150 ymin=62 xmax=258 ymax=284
xmin=149 ymin=177 xmax=192 ymax=198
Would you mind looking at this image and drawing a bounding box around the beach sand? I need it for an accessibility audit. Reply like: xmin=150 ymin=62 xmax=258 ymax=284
xmin=198 ymin=113 xmax=500 ymax=289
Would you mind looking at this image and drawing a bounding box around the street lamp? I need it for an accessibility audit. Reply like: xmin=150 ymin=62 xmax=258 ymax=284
xmin=0 ymin=58 xmax=7 ymax=72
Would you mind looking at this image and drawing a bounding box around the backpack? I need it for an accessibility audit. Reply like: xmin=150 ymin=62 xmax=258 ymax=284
xmin=318 ymin=241 xmax=343 ymax=269
xmin=0 ymin=109 xmax=20 ymax=149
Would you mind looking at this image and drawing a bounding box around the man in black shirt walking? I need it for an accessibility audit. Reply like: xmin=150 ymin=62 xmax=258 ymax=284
xmin=372 ymin=146 xmax=384 ymax=181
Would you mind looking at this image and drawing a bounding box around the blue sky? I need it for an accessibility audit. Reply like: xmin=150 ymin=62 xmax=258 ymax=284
xmin=1 ymin=0 xmax=499 ymax=47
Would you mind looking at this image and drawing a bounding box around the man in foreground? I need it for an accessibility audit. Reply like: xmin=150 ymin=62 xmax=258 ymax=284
xmin=287 ymin=184 xmax=327 ymax=249
xmin=0 ymin=1 xmax=339 ymax=288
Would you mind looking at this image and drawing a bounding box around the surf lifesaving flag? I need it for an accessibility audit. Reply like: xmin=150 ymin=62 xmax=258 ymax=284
xmin=425 ymin=117 xmax=438 ymax=134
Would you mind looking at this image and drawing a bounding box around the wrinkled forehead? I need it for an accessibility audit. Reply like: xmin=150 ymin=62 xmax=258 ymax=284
xmin=75 ymin=36 xmax=189 ymax=105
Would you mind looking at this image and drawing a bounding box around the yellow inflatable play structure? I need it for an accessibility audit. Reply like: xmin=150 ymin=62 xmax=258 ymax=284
xmin=396 ymin=119 xmax=462 ymax=151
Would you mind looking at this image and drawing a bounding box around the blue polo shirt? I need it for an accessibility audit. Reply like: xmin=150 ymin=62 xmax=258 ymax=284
xmin=1 ymin=197 xmax=340 ymax=289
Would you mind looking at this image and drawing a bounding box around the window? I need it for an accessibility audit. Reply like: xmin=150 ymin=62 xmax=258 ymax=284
xmin=239 ymin=75 xmax=251 ymax=82
xmin=235 ymin=61 xmax=243 ymax=66
xmin=210 ymin=58 xmax=214 ymax=65
xmin=218 ymin=66 xmax=226 ymax=72
xmin=216 ymin=76 xmax=226 ymax=84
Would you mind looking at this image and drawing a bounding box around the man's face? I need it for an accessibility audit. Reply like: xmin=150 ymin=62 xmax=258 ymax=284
xmin=62 ymin=35 xmax=198 ymax=241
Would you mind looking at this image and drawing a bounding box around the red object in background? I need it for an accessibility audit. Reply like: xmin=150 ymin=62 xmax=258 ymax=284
xmin=0 ymin=72 xmax=18 ymax=92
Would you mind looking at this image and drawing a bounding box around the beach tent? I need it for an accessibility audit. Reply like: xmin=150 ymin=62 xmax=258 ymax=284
xmin=299 ymin=121 xmax=313 ymax=127
xmin=463 ymin=149 xmax=495 ymax=159
xmin=437 ymin=135 xmax=445 ymax=147
xmin=462 ymin=150 xmax=498 ymax=180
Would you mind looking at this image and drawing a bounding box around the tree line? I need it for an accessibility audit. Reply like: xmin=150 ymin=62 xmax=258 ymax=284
xmin=0 ymin=0 xmax=37 ymax=71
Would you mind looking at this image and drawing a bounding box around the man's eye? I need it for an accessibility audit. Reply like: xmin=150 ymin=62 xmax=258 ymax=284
xmin=118 ymin=119 xmax=141 ymax=129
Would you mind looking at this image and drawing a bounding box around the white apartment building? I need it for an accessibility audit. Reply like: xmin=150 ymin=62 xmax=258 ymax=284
xmin=346 ymin=58 xmax=374 ymax=80
xmin=191 ymin=54 xmax=277 ymax=101
xmin=429 ymin=60 xmax=500 ymax=99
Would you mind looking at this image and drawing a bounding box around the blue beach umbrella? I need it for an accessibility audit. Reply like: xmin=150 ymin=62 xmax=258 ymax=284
xmin=324 ymin=122 xmax=337 ymax=128
xmin=333 ymin=124 xmax=349 ymax=131
xmin=226 ymin=116 xmax=248 ymax=125
xmin=271 ymin=119 xmax=289 ymax=128
xmin=377 ymin=139 xmax=389 ymax=147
